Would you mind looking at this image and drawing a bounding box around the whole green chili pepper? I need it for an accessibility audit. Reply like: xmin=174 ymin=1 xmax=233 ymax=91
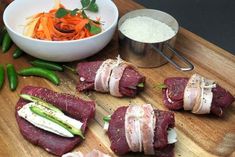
xmin=6 ymin=64 xmax=18 ymax=91
xmin=31 ymin=59 xmax=64 ymax=71
xmin=30 ymin=106 xmax=85 ymax=139
xmin=0 ymin=27 xmax=6 ymax=45
xmin=0 ymin=64 xmax=5 ymax=89
xmin=20 ymin=94 xmax=63 ymax=113
xmin=2 ymin=32 xmax=13 ymax=53
xmin=13 ymin=48 xmax=24 ymax=59
xmin=18 ymin=67 xmax=60 ymax=85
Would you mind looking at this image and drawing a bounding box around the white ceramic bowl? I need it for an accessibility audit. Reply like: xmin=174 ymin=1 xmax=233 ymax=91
xmin=3 ymin=0 xmax=118 ymax=62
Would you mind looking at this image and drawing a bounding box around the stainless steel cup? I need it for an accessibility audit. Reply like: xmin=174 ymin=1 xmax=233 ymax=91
xmin=118 ymin=9 xmax=194 ymax=71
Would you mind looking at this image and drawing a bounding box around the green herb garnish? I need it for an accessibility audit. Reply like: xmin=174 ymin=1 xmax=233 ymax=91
xmin=70 ymin=8 xmax=79 ymax=16
xmin=56 ymin=0 xmax=99 ymax=18
xmin=81 ymin=0 xmax=99 ymax=12
xmin=90 ymin=24 xmax=102 ymax=34
xmin=81 ymin=10 xmax=88 ymax=18
xmin=56 ymin=8 xmax=69 ymax=18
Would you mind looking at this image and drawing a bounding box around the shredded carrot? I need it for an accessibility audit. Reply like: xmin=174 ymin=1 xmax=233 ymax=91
xmin=24 ymin=2 xmax=101 ymax=41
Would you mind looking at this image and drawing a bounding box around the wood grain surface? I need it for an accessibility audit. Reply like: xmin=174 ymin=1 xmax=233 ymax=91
xmin=0 ymin=0 xmax=235 ymax=157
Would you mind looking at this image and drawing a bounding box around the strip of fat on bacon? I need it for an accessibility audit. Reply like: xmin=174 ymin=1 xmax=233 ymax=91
xmin=62 ymin=149 xmax=111 ymax=157
xmin=94 ymin=59 xmax=116 ymax=92
xmin=85 ymin=149 xmax=110 ymax=157
xmin=109 ymin=63 xmax=128 ymax=97
xmin=184 ymin=74 xmax=216 ymax=114
xmin=125 ymin=105 xmax=143 ymax=152
xmin=183 ymin=74 xmax=202 ymax=110
xmin=141 ymin=104 xmax=156 ymax=155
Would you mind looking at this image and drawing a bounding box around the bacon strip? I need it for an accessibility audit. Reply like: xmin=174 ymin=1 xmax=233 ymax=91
xmin=124 ymin=105 xmax=143 ymax=152
xmin=94 ymin=59 xmax=116 ymax=92
xmin=124 ymin=104 xmax=156 ymax=154
xmin=183 ymin=74 xmax=201 ymax=110
xmin=62 ymin=149 xmax=111 ymax=157
xmin=94 ymin=57 xmax=130 ymax=97
xmin=141 ymin=104 xmax=155 ymax=155
xmin=192 ymin=78 xmax=215 ymax=114
xmin=109 ymin=63 xmax=128 ymax=97
xmin=181 ymin=74 xmax=216 ymax=114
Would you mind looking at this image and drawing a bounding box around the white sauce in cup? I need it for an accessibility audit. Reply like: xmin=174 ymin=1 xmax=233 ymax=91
xmin=119 ymin=16 xmax=175 ymax=43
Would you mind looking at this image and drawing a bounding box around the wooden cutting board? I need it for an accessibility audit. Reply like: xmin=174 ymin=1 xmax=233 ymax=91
xmin=0 ymin=0 xmax=234 ymax=157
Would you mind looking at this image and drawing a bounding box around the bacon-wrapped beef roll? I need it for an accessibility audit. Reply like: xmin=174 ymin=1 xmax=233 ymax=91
xmin=162 ymin=74 xmax=234 ymax=116
xmin=76 ymin=57 xmax=145 ymax=97
xmin=106 ymin=104 xmax=176 ymax=157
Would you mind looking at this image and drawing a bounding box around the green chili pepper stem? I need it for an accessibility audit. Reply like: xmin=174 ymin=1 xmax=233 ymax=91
xmin=63 ymin=65 xmax=77 ymax=74
xmin=137 ymin=82 xmax=144 ymax=88
xmin=31 ymin=59 xmax=64 ymax=72
xmin=154 ymin=83 xmax=167 ymax=89
xmin=103 ymin=115 xmax=111 ymax=122
xmin=0 ymin=65 xmax=5 ymax=89
xmin=6 ymin=64 xmax=18 ymax=91
xmin=2 ymin=32 xmax=13 ymax=53
xmin=13 ymin=48 xmax=24 ymax=59
xmin=18 ymin=67 xmax=60 ymax=85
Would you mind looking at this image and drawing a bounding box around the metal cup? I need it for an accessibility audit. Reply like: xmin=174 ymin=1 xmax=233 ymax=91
xmin=118 ymin=9 xmax=194 ymax=71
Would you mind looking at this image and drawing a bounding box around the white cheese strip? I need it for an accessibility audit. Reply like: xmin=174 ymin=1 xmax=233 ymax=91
xmin=141 ymin=104 xmax=155 ymax=155
xmin=109 ymin=63 xmax=128 ymax=97
xmin=167 ymin=128 xmax=177 ymax=144
xmin=125 ymin=105 xmax=143 ymax=152
xmin=18 ymin=102 xmax=74 ymax=137
xmin=103 ymin=121 xmax=109 ymax=132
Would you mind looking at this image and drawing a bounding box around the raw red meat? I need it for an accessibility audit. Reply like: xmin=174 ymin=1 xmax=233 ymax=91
xmin=164 ymin=78 xmax=189 ymax=101
xmin=211 ymin=85 xmax=235 ymax=116
xmin=107 ymin=106 xmax=130 ymax=155
xmin=76 ymin=61 xmax=103 ymax=91
xmin=154 ymin=110 xmax=175 ymax=149
xmin=162 ymin=77 xmax=234 ymax=116
xmin=107 ymin=106 xmax=175 ymax=156
xmin=119 ymin=67 xmax=146 ymax=97
xmin=162 ymin=78 xmax=188 ymax=110
xmin=16 ymin=86 xmax=96 ymax=156
xmin=76 ymin=61 xmax=145 ymax=97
